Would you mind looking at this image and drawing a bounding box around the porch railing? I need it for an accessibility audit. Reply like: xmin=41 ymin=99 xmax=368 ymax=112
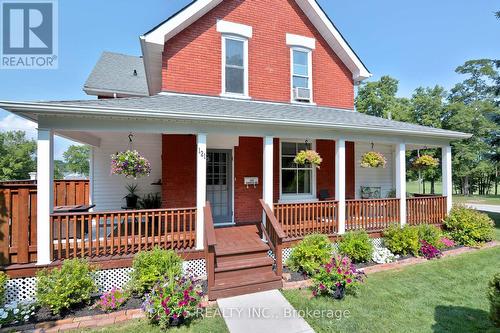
xmin=345 ymin=198 xmax=400 ymax=232
xmin=406 ymin=196 xmax=447 ymax=225
xmin=273 ymin=200 xmax=338 ymax=240
xmin=0 ymin=180 xmax=89 ymax=265
xmin=260 ymin=199 xmax=286 ymax=276
xmin=50 ymin=207 xmax=196 ymax=260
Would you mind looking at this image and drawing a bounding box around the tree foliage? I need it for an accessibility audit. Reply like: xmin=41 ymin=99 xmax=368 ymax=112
xmin=63 ymin=145 xmax=90 ymax=176
xmin=0 ymin=131 xmax=36 ymax=181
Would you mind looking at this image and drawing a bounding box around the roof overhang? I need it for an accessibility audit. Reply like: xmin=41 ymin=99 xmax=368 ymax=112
xmin=0 ymin=99 xmax=471 ymax=141
xmin=140 ymin=0 xmax=371 ymax=95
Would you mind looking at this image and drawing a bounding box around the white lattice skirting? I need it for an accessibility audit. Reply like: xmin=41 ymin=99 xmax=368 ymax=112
xmin=4 ymin=259 xmax=207 ymax=304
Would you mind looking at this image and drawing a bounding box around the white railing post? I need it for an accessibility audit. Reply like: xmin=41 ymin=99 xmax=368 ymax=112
xmin=442 ymin=145 xmax=452 ymax=214
xmin=395 ymin=143 xmax=407 ymax=226
xmin=196 ymin=133 xmax=207 ymax=250
xmin=335 ymin=138 xmax=346 ymax=234
xmin=37 ymin=128 xmax=54 ymax=265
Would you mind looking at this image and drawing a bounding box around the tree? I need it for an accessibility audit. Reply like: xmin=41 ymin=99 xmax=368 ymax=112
xmin=63 ymin=145 xmax=90 ymax=176
xmin=355 ymin=75 xmax=413 ymax=122
xmin=496 ymin=11 xmax=500 ymax=19
xmin=0 ymin=131 xmax=36 ymax=181
xmin=449 ymin=59 xmax=499 ymax=105
xmin=411 ymin=86 xmax=446 ymax=128
xmin=54 ymin=160 xmax=66 ymax=179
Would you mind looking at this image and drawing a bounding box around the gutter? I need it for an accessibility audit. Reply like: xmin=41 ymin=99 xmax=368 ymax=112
xmin=0 ymin=100 xmax=472 ymax=140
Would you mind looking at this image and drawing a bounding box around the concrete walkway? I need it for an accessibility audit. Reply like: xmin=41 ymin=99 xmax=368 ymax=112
xmin=465 ymin=203 xmax=500 ymax=213
xmin=217 ymin=290 xmax=314 ymax=333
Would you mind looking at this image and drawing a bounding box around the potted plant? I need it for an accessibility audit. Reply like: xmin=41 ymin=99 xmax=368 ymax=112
xmin=413 ymin=154 xmax=439 ymax=170
xmin=294 ymin=150 xmax=323 ymax=169
xmin=124 ymin=184 xmax=139 ymax=209
xmin=360 ymin=151 xmax=387 ymax=168
xmin=111 ymin=150 xmax=151 ymax=179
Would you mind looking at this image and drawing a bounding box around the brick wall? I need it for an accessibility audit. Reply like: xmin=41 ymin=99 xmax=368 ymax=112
xmin=162 ymin=0 xmax=354 ymax=109
xmin=234 ymin=137 xmax=263 ymax=223
xmin=162 ymin=134 xmax=197 ymax=208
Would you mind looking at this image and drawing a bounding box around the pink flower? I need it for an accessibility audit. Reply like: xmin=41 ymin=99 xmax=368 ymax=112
xmin=346 ymin=278 xmax=352 ymax=284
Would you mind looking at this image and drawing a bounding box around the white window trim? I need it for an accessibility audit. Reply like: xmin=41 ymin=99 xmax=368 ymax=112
xmin=221 ymin=34 xmax=249 ymax=98
xmin=217 ymin=19 xmax=253 ymax=38
xmin=286 ymin=33 xmax=316 ymax=50
xmin=279 ymin=139 xmax=317 ymax=202
xmin=290 ymin=47 xmax=314 ymax=104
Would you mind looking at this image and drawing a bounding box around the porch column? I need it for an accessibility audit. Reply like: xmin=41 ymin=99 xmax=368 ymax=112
xmin=196 ymin=133 xmax=207 ymax=250
xmin=263 ymin=136 xmax=274 ymax=212
xmin=395 ymin=143 xmax=407 ymax=226
xmin=37 ymin=128 xmax=54 ymax=265
xmin=442 ymin=145 xmax=452 ymax=213
xmin=335 ymin=138 xmax=346 ymax=234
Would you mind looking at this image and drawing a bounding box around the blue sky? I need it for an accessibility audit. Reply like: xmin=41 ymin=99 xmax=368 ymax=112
xmin=0 ymin=0 xmax=498 ymax=158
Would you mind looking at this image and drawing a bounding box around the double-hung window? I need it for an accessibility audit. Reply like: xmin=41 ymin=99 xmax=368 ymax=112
xmin=222 ymin=36 xmax=248 ymax=96
xmin=291 ymin=48 xmax=312 ymax=102
xmin=281 ymin=141 xmax=314 ymax=198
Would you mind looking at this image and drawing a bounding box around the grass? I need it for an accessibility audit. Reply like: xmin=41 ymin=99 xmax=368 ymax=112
xmin=407 ymin=180 xmax=442 ymax=195
xmin=483 ymin=211 xmax=500 ymax=241
xmin=76 ymin=311 xmax=228 ymax=333
xmin=283 ymin=247 xmax=500 ymax=333
xmin=454 ymin=195 xmax=500 ymax=206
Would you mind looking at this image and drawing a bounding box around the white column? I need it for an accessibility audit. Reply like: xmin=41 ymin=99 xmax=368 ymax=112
xmin=442 ymin=145 xmax=452 ymax=213
xmin=395 ymin=143 xmax=407 ymax=226
xmin=335 ymin=139 xmax=346 ymax=234
xmin=262 ymin=136 xmax=274 ymax=226
xmin=37 ymin=128 xmax=54 ymax=265
xmin=88 ymin=147 xmax=94 ymax=209
xmin=196 ymin=133 xmax=207 ymax=250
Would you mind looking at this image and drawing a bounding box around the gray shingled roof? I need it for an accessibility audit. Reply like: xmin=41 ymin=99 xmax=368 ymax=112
xmin=83 ymin=52 xmax=148 ymax=96
xmin=11 ymin=93 xmax=470 ymax=139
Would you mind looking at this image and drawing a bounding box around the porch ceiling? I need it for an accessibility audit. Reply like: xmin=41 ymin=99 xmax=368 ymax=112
xmin=0 ymin=92 xmax=470 ymax=141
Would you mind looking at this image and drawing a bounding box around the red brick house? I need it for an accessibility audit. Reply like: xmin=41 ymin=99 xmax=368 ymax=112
xmin=0 ymin=0 xmax=469 ymax=299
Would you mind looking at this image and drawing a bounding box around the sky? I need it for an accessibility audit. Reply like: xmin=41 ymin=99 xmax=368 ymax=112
xmin=0 ymin=0 xmax=498 ymax=158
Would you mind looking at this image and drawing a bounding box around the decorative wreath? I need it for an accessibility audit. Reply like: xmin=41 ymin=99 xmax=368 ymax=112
xmin=294 ymin=150 xmax=323 ymax=169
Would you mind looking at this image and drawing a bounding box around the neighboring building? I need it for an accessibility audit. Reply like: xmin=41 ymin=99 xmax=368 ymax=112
xmin=0 ymin=0 xmax=469 ymax=299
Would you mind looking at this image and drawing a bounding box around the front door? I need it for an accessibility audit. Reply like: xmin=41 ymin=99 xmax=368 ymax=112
xmin=207 ymin=149 xmax=232 ymax=225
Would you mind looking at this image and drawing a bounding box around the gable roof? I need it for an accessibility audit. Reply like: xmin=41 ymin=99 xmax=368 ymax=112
xmin=0 ymin=93 xmax=470 ymax=141
xmin=140 ymin=0 xmax=371 ymax=95
xmin=83 ymin=52 xmax=149 ymax=97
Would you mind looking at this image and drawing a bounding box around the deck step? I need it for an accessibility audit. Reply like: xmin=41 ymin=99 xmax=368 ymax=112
xmin=215 ymin=241 xmax=269 ymax=256
xmin=215 ymin=256 xmax=274 ymax=272
xmin=213 ymin=271 xmax=281 ymax=290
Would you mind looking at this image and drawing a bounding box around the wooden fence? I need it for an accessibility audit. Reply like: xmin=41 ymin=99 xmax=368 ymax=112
xmin=345 ymin=198 xmax=400 ymax=232
xmin=0 ymin=180 xmax=89 ymax=265
xmin=50 ymin=207 xmax=196 ymax=260
xmin=273 ymin=200 xmax=338 ymax=240
xmin=406 ymin=196 xmax=447 ymax=225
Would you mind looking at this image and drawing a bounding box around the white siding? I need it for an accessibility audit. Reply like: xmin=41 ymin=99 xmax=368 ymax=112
xmin=92 ymin=133 xmax=162 ymax=211
xmin=354 ymin=143 xmax=395 ymax=199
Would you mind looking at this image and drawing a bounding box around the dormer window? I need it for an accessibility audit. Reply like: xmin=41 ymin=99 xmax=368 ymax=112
xmin=286 ymin=34 xmax=315 ymax=103
xmin=217 ymin=20 xmax=252 ymax=98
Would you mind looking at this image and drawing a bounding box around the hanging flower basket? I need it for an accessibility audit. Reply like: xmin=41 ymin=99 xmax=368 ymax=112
xmin=294 ymin=150 xmax=323 ymax=169
xmin=360 ymin=151 xmax=387 ymax=168
xmin=413 ymin=155 xmax=439 ymax=169
xmin=111 ymin=150 xmax=151 ymax=179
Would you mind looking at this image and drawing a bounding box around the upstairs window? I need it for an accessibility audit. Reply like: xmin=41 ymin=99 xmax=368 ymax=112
xmin=222 ymin=36 xmax=248 ymax=96
xmin=291 ymin=48 xmax=312 ymax=103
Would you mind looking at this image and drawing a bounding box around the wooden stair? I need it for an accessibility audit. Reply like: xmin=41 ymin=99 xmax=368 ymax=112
xmin=207 ymin=225 xmax=283 ymax=300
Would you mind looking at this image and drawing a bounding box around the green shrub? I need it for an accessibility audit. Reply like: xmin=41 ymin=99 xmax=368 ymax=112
xmin=416 ymin=224 xmax=443 ymax=249
xmin=0 ymin=271 xmax=7 ymax=305
xmin=36 ymin=259 xmax=96 ymax=315
xmin=488 ymin=273 xmax=500 ymax=327
xmin=286 ymin=234 xmax=332 ymax=276
xmin=130 ymin=247 xmax=183 ymax=293
xmin=383 ymin=224 xmax=419 ymax=256
xmin=338 ymin=231 xmax=373 ymax=263
xmin=444 ymin=205 xmax=494 ymax=246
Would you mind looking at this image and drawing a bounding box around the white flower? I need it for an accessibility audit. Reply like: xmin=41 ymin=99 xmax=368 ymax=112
xmin=13 ymin=308 xmax=19 ymax=315
xmin=372 ymin=246 xmax=396 ymax=264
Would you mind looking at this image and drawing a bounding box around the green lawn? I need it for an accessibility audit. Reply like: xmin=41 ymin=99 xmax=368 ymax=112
xmin=407 ymin=180 xmax=442 ymax=195
xmin=283 ymin=247 xmax=500 ymax=333
xmin=76 ymin=311 xmax=228 ymax=333
xmin=453 ymin=195 xmax=500 ymax=206
xmin=484 ymin=211 xmax=500 ymax=241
